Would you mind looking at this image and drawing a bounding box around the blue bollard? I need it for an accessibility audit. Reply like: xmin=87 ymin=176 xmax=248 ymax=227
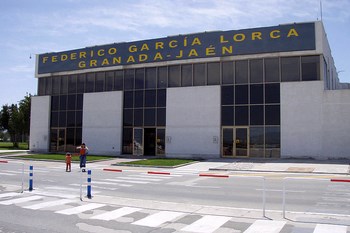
xmin=29 ymin=165 xmax=33 ymax=191
xmin=87 ymin=170 xmax=92 ymax=199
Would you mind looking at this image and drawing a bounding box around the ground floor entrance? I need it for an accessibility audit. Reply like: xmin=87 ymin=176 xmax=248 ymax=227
xmin=132 ymin=127 xmax=165 ymax=156
xmin=50 ymin=128 xmax=66 ymax=152
xmin=222 ymin=127 xmax=249 ymax=157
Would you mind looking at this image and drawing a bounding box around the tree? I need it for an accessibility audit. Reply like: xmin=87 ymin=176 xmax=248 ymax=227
xmin=0 ymin=94 xmax=31 ymax=148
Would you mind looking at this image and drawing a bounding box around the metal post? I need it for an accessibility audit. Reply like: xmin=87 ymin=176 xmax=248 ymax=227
xmin=262 ymin=177 xmax=266 ymax=217
xmin=21 ymin=163 xmax=24 ymax=193
xmin=87 ymin=170 xmax=92 ymax=199
xmin=29 ymin=165 xmax=33 ymax=191
xmin=80 ymin=168 xmax=83 ymax=201
xmin=282 ymin=178 xmax=286 ymax=218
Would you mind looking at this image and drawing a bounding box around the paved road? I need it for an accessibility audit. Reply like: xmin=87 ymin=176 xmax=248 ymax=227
xmin=0 ymin=159 xmax=349 ymax=232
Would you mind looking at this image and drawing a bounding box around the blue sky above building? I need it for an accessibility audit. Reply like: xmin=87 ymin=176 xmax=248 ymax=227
xmin=0 ymin=0 xmax=349 ymax=106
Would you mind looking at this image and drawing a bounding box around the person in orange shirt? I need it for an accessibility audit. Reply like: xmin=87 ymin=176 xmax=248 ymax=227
xmin=76 ymin=143 xmax=89 ymax=172
xmin=65 ymin=152 xmax=72 ymax=172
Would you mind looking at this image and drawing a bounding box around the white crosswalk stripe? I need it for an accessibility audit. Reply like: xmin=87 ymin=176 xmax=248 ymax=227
xmin=91 ymin=207 xmax=141 ymax=221
xmin=243 ymin=220 xmax=286 ymax=233
xmin=132 ymin=211 xmax=185 ymax=227
xmin=181 ymin=215 xmax=231 ymax=233
xmin=0 ymin=192 xmax=21 ymax=199
xmin=23 ymin=199 xmax=76 ymax=210
xmin=104 ymin=178 xmax=149 ymax=184
xmin=313 ymin=224 xmax=348 ymax=233
xmin=0 ymin=195 xmax=43 ymax=205
xmin=55 ymin=203 xmax=106 ymax=215
xmin=0 ymin=172 xmax=16 ymax=176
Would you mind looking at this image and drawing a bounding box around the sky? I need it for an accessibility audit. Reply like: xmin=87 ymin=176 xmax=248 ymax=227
xmin=0 ymin=0 xmax=350 ymax=107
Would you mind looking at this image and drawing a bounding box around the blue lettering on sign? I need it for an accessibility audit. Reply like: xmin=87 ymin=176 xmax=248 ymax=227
xmin=37 ymin=22 xmax=315 ymax=74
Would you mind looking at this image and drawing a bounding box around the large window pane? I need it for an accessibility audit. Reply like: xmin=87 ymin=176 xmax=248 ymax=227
xmin=181 ymin=64 xmax=192 ymax=87
xmin=59 ymin=95 xmax=67 ymax=110
xmin=145 ymin=90 xmax=156 ymax=107
xmin=250 ymin=59 xmax=263 ymax=83
xmin=134 ymin=90 xmax=144 ymax=108
xmin=250 ymin=84 xmax=263 ymax=104
xmin=135 ymin=68 xmax=145 ymax=90
xmin=144 ymin=108 xmax=156 ymax=126
xmin=123 ymin=109 xmax=133 ymax=126
xmin=134 ymin=109 xmax=143 ymax=126
xmin=302 ymin=56 xmax=320 ymax=81
xmin=221 ymin=106 xmax=234 ymax=126
xmin=168 ymin=65 xmax=180 ymax=87
xmin=158 ymin=67 xmax=167 ymax=88
xmin=207 ymin=62 xmax=220 ymax=85
xmin=157 ymin=108 xmax=166 ymax=126
xmin=281 ymin=57 xmax=300 ymax=82
xmin=45 ymin=77 xmax=52 ymax=95
xmin=59 ymin=111 xmax=66 ymax=127
xmin=76 ymin=111 xmax=82 ymax=127
xmin=114 ymin=70 xmax=124 ymax=90
xmin=124 ymin=69 xmax=135 ymax=90
xmin=95 ymin=72 xmax=105 ymax=92
xmin=76 ymin=94 xmax=83 ymax=110
xmin=38 ymin=78 xmax=45 ymax=96
xmin=235 ymin=60 xmax=248 ymax=84
xmin=145 ymin=67 xmax=157 ymax=89
xmin=124 ymin=91 xmax=133 ymax=108
xmin=51 ymin=96 xmax=59 ymax=111
xmin=122 ymin=128 xmax=133 ymax=154
xmin=52 ymin=77 xmax=60 ymax=95
xmin=60 ymin=76 xmax=68 ymax=95
xmin=86 ymin=73 xmax=95 ymax=92
xmin=68 ymin=75 xmax=77 ymax=93
xmin=235 ymin=85 xmax=248 ymax=105
xmin=67 ymin=111 xmax=75 ymax=127
xmin=193 ymin=63 xmax=206 ymax=86
xmin=265 ymin=105 xmax=280 ymax=125
xmin=265 ymin=83 xmax=280 ymax=104
xmin=156 ymin=129 xmax=165 ymax=155
xmin=265 ymin=126 xmax=280 ymax=158
xmin=77 ymin=74 xmax=85 ymax=93
xmin=221 ymin=86 xmax=234 ymax=105
xmin=157 ymin=89 xmax=166 ymax=107
xmin=222 ymin=61 xmax=234 ymax=84
xmin=250 ymin=127 xmax=264 ymax=158
xmin=67 ymin=94 xmax=76 ymax=110
xmin=51 ymin=112 xmax=59 ymax=127
xmin=250 ymin=105 xmax=264 ymax=125
xmin=235 ymin=106 xmax=248 ymax=125
xmin=105 ymin=71 xmax=114 ymax=91
xmin=265 ymin=58 xmax=280 ymax=82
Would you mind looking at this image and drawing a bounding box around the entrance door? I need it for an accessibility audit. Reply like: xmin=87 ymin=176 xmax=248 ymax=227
xmin=133 ymin=128 xmax=143 ymax=156
xmin=222 ymin=127 xmax=249 ymax=157
xmin=50 ymin=128 xmax=66 ymax=152
xmin=144 ymin=128 xmax=156 ymax=155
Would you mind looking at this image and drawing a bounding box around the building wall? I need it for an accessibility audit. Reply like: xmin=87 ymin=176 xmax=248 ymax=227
xmin=166 ymin=86 xmax=221 ymax=159
xmin=281 ymin=81 xmax=350 ymax=159
xmin=82 ymin=91 xmax=123 ymax=155
xmin=30 ymin=96 xmax=51 ymax=152
xmin=322 ymin=89 xmax=350 ymax=158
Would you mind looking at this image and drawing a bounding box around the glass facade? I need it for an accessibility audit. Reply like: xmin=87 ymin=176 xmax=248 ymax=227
xmin=38 ymin=55 xmax=321 ymax=157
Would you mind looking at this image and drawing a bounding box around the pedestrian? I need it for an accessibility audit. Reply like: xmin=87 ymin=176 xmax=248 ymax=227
xmin=65 ymin=152 xmax=72 ymax=172
xmin=76 ymin=143 xmax=89 ymax=172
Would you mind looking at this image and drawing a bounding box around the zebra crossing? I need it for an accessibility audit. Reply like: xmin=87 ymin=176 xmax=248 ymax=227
xmin=0 ymin=192 xmax=348 ymax=233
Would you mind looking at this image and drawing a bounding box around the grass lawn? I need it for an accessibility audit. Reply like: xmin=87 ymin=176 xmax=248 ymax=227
xmin=12 ymin=154 xmax=113 ymax=162
xmin=119 ymin=158 xmax=196 ymax=167
xmin=0 ymin=142 xmax=29 ymax=150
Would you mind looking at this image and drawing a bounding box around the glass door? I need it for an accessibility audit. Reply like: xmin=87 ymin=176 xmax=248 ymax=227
xmin=133 ymin=128 xmax=143 ymax=156
xmin=222 ymin=127 xmax=249 ymax=157
xmin=235 ymin=127 xmax=248 ymax=157
xmin=50 ymin=128 xmax=66 ymax=152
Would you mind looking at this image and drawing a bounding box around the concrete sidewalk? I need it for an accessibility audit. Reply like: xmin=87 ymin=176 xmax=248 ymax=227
xmin=207 ymin=158 xmax=350 ymax=175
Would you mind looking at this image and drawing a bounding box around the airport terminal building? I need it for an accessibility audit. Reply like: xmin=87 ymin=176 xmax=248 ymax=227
xmin=30 ymin=21 xmax=350 ymax=159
